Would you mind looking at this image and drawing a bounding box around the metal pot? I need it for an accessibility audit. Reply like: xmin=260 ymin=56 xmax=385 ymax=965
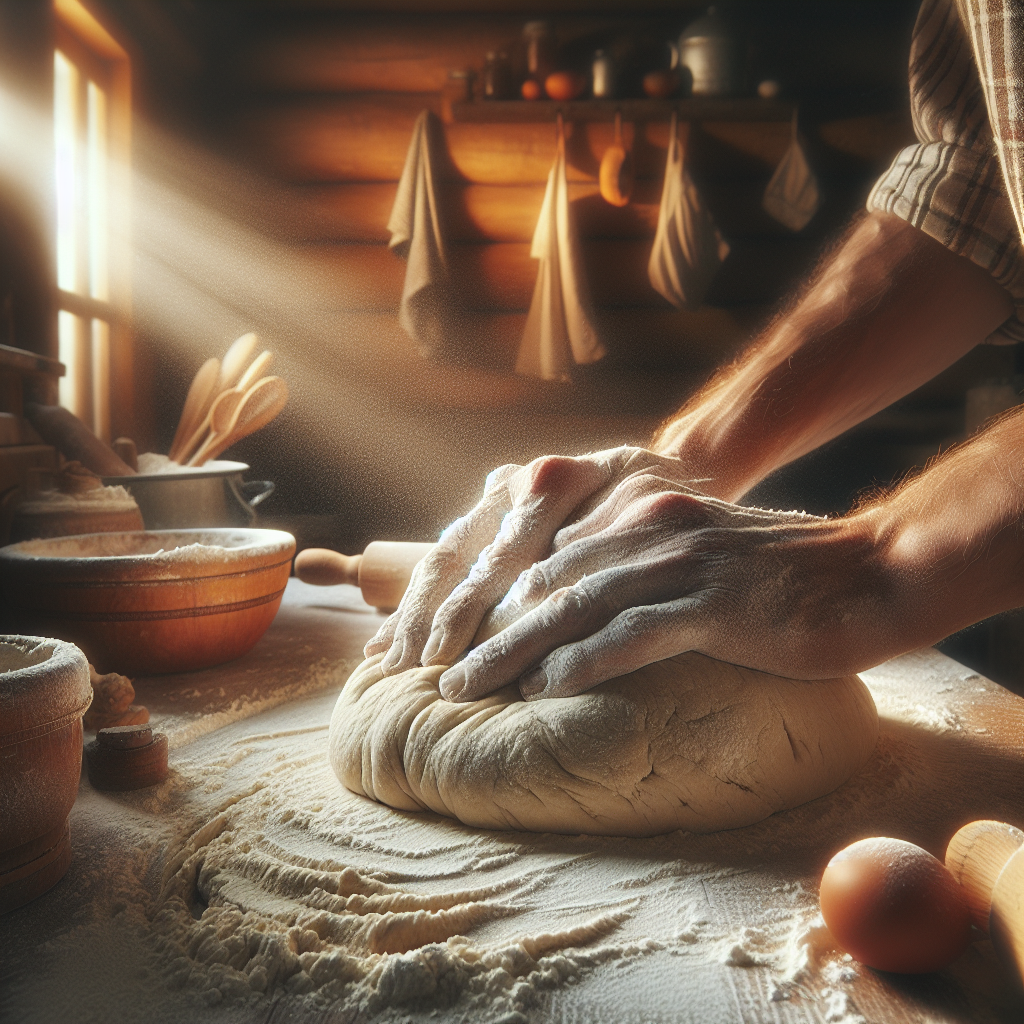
xmin=678 ymin=6 xmax=742 ymax=97
xmin=102 ymin=460 xmax=274 ymax=530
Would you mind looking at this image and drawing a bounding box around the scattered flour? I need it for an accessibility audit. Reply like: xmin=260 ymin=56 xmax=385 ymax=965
xmin=15 ymin=484 xmax=138 ymax=513
xmin=137 ymin=453 xmax=243 ymax=476
xmin=6 ymin=529 xmax=290 ymax=564
xmin=3 ymin=638 xmax=1018 ymax=1024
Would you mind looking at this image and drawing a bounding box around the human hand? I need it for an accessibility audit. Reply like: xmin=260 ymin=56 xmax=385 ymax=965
xmin=363 ymin=447 xmax=707 ymax=676
xmin=429 ymin=473 xmax=902 ymax=703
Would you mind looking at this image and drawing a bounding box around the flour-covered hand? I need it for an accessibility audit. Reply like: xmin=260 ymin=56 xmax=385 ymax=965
xmin=363 ymin=447 xmax=705 ymax=675
xmin=436 ymin=478 xmax=899 ymax=703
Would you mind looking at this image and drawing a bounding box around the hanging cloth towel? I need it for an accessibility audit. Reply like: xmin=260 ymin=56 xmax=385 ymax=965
xmin=387 ymin=110 xmax=458 ymax=358
xmin=648 ymin=114 xmax=730 ymax=309
xmin=762 ymin=110 xmax=821 ymax=232
xmin=515 ymin=116 xmax=605 ymax=382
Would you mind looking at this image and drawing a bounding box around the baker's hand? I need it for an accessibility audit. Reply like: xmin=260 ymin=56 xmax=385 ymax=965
xmin=363 ymin=447 xmax=706 ymax=675
xmin=432 ymin=476 xmax=898 ymax=703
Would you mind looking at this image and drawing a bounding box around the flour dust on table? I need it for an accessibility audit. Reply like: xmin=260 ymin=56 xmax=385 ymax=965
xmin=4 ymin=650 xmax=1020 ymax=1024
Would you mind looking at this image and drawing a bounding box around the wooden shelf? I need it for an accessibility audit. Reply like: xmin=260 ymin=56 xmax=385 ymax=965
xmin=449 ymin=97 xmax=795 ymax=123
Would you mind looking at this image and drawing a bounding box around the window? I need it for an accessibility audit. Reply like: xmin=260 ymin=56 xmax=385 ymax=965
xmin=53 ymin=0 xmax=130 ymax=442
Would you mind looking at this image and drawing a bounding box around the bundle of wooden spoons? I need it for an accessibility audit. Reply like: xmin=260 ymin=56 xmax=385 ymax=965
xmin=168 ymin=333 xmax=288 ymax=466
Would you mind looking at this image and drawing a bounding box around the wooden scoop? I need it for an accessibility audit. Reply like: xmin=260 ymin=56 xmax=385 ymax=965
xmin=599 ymin=112 xmax=633 ymax=207
xmin=188 ymin=375 xmax=288 ymax=466
xmin=168 ymin=357 xmax=220 ymax=462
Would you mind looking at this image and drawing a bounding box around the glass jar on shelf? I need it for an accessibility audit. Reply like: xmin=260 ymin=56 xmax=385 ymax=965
xmin=523 ymin=20 xmax=556 ymax=83
xmin=482 ymin=51 xmax=513 ymax=100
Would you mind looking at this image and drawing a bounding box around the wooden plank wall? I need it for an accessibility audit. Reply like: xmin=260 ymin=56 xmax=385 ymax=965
xmin=182 ymin=7 xmax=925 ymax=546
xmin=213 ymin=13 xmax=915 ymax=379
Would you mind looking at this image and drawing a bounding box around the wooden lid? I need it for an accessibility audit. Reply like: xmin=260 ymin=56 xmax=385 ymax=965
xmin=85 ymin=732 xmax=168 ymax=790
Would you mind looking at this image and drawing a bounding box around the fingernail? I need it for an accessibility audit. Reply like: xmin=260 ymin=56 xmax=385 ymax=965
xmin=422 ymin=627 xmax=444 ymax=665
xmin=381 ymin=639 xmax=404 ymax=675
xmin=439 ymin=664 xmax=467 ymax=702
xmin=519 ymin=666 xmax=547 ymax=700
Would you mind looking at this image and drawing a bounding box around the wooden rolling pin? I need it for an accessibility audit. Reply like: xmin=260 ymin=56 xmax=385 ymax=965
xmin=294 ymin=541 xmax=435 ymax=611
xmin=946 ymin=819 xmax=1024 ymax=989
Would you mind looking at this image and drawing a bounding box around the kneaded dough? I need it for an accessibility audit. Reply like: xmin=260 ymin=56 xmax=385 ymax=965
xmin=329 ymin=653 xmax=877 ymax=837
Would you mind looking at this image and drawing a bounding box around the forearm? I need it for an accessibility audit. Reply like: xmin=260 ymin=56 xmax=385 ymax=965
xmin=653 ymin=213 xmax=1014 ymax=502
xmin=861 ymin=407 xmax=1024 ymax=648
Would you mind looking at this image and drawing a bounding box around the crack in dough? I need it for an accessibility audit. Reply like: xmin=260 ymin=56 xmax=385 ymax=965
xmin=329 ymin=653 xmax=878 ymax=837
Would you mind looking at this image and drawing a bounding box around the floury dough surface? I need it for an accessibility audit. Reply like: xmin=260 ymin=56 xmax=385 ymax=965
xmin=328 ymin=653 xmax=879 ymax=836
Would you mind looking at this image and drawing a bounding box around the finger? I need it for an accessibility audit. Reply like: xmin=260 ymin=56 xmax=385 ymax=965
xmin=438 ymin=580 xmax=616 ymax=702
xmin=364 ymin=610 xmax=401 ymax=657
xmin=478 ymin=490 xmax=720 ymax=642
xmin=381 ymin=487 xmax=514 ymax=674
xmin=422 ymin=455 xmax=612 ymax=666
xmin=519 ymin=598 xmax=706 ymax=701
xmin=483 ymin=462 xmax=522 ymax=496
xmin=552 ymin=470 xmax=704 ymax=551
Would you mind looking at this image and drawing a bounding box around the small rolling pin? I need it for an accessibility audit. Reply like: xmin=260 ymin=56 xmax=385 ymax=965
xmin=294 ymin=541 xmax=435 ymax=611
xmin=946 ymin=819 xmax=1024 ymax=989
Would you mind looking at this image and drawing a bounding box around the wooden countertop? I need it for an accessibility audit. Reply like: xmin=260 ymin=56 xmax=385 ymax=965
xmin=2 ymin=579 xmax=1021 ymax=1023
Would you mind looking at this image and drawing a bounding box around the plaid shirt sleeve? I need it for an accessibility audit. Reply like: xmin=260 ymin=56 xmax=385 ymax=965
xmin=868 ymin=0 xmax=1024 ymax=343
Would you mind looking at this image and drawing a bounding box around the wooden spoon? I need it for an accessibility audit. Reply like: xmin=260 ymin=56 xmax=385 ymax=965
xmin=599 ymin=112 xmax=633 ymax=208
xmin=168 ymin=357 xmax=220 ymax=462
xmin=217 ymin=332 xmax=259 ymax=391
xmin=188 ymin=376 xmax=288 ymax=466
xmin=176 ymin=351 xmax=274 ymax=464
xmin=235 ymin=349 xmax=273 ymax=392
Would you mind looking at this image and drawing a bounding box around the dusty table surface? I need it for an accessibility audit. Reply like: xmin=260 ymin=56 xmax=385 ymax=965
xmin=1 ymin=579 xmax=1022 ymax=1024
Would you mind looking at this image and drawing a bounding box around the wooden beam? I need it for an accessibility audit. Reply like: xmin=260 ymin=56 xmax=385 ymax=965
xmin=292 ymin=177 xmax=872 ymax=244
xmin=297 ymin=236 xmax=820 ymax=312
xmin=231 ymin=99 xmax=799 ymax=184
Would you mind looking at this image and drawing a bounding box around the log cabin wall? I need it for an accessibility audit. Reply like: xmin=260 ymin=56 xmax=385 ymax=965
xmin=146 ymin=0 xmax=1003 ymax=551
xmin=210 ymin=5 xmax=918 ymax=377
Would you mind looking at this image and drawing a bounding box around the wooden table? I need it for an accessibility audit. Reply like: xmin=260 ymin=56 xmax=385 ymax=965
xmin=1 ymin=579 xmax=1021 ymax=1024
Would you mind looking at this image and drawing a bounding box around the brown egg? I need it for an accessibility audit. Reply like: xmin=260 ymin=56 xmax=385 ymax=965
xmin=544 ymin=71 xmax=586 ymax=101
xmin=521 ymin=78 xmax=543 ymax=101
xmin=819 ymin=837 xmax=972 ymax=973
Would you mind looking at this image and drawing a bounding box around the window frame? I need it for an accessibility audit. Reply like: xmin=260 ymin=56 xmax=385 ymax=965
xmin=52 ymin=0 xmax=131 ymax=444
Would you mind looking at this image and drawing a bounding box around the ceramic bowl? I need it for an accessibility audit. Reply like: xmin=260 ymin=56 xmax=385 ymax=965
xmin=0 ymin=529 xmax=295 ymax=675
xmin=0 ymin=635 xmax=91 ymax=914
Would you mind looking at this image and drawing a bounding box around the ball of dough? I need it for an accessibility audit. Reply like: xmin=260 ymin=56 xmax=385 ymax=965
xmin=328 ymin=653 xmax=878 ymax=837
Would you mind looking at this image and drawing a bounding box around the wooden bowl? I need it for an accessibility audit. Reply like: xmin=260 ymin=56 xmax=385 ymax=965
xmin=0 ymin=529 xmax=296 ymax=675
xmin=0 ymin=635 xmax=91 ymax=914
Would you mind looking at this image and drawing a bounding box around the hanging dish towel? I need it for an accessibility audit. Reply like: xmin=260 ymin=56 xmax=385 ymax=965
xmin=515 ymin=116 xmax=605 ymax=382
xmin=648 ymin=114 xmax=730 ymax=308
xmin=387 ymin=110 xmax=458 ymax=357
xmin=762 ymin=110 xmax=821 ymax=232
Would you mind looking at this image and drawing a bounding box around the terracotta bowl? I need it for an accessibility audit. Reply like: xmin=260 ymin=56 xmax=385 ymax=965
xmin=0 ymin=529 xmax=296 ymax=676
xmin=0 ymin=635 xmax=91 ymax=914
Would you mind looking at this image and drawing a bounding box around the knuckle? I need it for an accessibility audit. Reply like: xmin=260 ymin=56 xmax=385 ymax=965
xmin=546 ymin=585 xmax=593 ymax=626
xmin=644 ymin=490 xmax=706 ymax=523
xmin=517 ymin=563 xmax=550 ymax=601
xmin=526 ymin=455 xmax=585 ymax=495
xmin=614 ymin=605 xmax=658 ymax=642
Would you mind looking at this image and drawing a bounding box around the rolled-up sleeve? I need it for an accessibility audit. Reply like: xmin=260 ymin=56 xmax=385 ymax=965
xmin=867 ymin=0 xmax=1024 ymax=342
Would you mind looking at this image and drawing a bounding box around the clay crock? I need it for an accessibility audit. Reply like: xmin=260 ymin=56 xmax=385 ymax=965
xmin=0 ymin=529 xmax=296 ymax=676
xmin=0 ymin=636 xmax=91 ymax=915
